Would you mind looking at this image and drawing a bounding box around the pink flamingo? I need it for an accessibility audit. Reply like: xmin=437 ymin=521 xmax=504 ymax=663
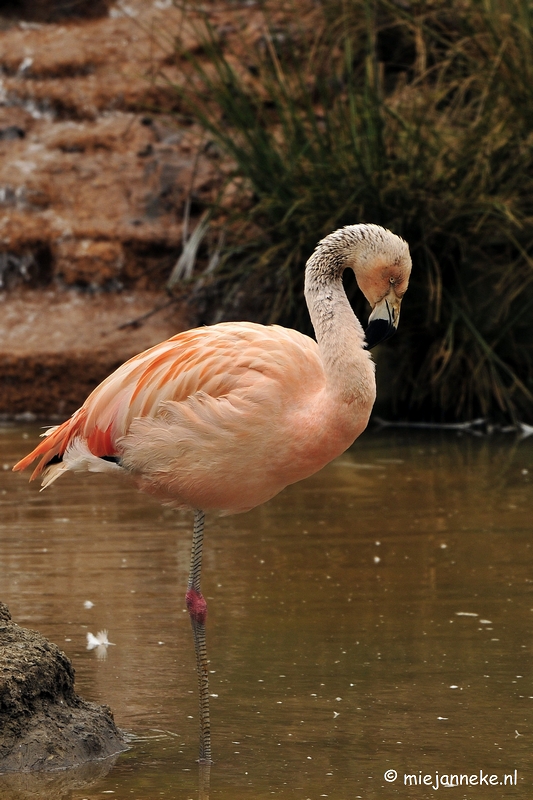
xmin=13 ymin=224 xmax=411 ymax=763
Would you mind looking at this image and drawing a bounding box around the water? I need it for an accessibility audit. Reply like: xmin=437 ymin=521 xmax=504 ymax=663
xmin=1 ymin=425 xmax=533 ymax=798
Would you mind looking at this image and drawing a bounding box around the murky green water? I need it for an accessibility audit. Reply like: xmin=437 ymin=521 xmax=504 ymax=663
xmin=1 ymin=425 xmax=533 ymax=798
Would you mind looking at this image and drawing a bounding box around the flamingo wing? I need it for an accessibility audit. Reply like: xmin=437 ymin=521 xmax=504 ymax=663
xmin=13 ymin=322 xmax=323 ymax=496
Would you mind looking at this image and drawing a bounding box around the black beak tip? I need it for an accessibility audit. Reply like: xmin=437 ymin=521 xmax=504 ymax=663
xmin=364 ymin=319 xmax=396 ymax=350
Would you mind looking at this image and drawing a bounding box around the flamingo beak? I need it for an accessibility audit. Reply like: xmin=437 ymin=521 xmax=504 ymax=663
xmin=365 ymin=290 xmax=402 ymax=350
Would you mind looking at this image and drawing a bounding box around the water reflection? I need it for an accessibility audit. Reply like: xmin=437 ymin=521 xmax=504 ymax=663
xmin=0 ymin=755 xmax=119 ymax=800
xmin=1 ymin=425 xmax=533 ymax=798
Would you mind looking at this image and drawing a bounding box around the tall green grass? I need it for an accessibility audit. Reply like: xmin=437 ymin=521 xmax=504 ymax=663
xmin=169 ymin=0 xmax=533 ymax=423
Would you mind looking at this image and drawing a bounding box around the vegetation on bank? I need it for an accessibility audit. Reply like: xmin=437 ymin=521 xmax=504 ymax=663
xmin=168 ymin=0 xmax=533 ymax=424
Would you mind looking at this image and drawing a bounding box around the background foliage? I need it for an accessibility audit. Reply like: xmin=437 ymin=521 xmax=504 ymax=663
xmin=170 ymin=0 xmax=533 ymax=423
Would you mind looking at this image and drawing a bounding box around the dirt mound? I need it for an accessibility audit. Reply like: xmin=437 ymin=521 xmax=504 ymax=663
xmin=0 ymin=603 xmax=126 ymax=772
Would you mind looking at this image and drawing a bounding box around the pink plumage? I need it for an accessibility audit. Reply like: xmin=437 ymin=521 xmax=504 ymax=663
xmin=14 ymin=322 xmax=370 ymax=512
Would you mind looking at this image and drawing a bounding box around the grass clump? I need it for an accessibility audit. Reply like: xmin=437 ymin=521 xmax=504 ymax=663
xmin=167 ymin=0 xmax=533 ymax=424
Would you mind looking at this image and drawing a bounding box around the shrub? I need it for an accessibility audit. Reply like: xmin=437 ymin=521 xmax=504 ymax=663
xmin=168 ymin=0 xmax=533 ymax=423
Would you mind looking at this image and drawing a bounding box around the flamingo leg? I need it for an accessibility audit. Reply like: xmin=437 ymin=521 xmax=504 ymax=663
xmin=186 ymin=509 xmax=212 ymax=764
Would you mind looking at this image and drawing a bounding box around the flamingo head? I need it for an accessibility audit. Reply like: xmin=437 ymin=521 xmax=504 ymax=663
xmin=348 ymin=225 xmax=411 ymax=349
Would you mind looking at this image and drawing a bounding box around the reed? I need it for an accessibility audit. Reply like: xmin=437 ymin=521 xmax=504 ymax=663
xmin=168 ymin=0 xmax=533 ymax=423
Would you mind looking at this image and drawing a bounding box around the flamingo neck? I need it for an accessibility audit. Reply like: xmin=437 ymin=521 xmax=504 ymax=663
xmin=304 ymin=251 xmax=375 ymax=408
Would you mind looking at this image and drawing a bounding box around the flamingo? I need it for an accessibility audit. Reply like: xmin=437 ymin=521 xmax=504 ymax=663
xmin=13 ymin=223 xmax=411 ymax=764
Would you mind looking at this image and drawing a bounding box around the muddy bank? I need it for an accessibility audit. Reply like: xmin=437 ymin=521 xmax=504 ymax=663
xmin=0 ymin=603 xmax=126 ymax=772
xmin=0 ymin=289 xmax=187 ymax=417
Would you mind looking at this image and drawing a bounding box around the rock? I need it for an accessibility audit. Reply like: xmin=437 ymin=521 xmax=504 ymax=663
xmin=54 ymin=239 xmax=124 ymax=287
xmin=0 ymin=603 xmax=127 ymax=772
xmin=0 ymin=1 xmax=217 ymax=289
xmin=0 ymin=112 xmax=206 ymax=288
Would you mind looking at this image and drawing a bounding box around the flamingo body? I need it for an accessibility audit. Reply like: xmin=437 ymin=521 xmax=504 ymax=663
xmin=15 ymin=321 xmax=374 ymax=513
